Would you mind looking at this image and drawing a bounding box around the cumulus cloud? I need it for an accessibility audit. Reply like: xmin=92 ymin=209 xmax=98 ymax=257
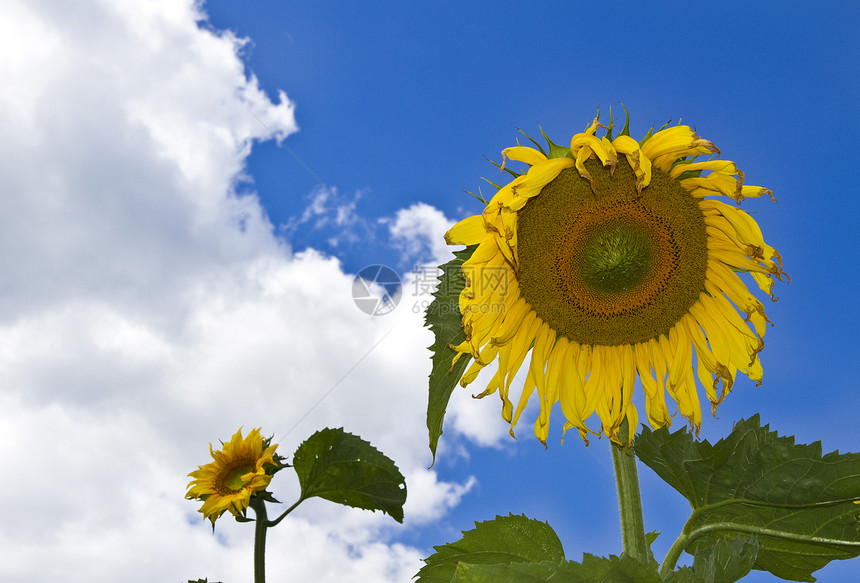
xmin=387 ymin=202 xmax=454 ymax=266
xmin=0 ymin=1 xmax=484 ymax=581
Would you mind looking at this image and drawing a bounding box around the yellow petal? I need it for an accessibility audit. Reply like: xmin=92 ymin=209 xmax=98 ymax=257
xmin=669 ymin=160 xmax=738 ymax=179
xmin=512 ymin=157 xmax=576 ymax=199
xmin=502 ymin=146 xmax=547 ymax=167
xmin=445 ymin=215 xmax=486 ymax=245
xmin=612 ymin=134 xmax=652 ymax=189
xmin=558 ymin=341 xmax=586 ymax=429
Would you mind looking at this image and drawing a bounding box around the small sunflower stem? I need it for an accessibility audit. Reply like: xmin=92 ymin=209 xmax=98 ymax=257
xmin=610 ymin=419 xmax=648 ymax=562
xmin=267 ymin=498 xmax=303 ymax=528
xmin=250 ymin=497 xmax=268 ymax=583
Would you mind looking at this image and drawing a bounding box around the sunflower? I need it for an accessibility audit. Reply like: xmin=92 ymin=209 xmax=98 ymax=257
xmin=445 ymin=113 xmax=786 ymax=445
xmin=186 ymin=427 xmax=279 ymax=525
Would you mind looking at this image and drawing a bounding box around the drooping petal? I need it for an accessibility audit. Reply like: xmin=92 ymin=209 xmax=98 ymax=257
xmin=445 ymin=215 xmax=486 ymax=245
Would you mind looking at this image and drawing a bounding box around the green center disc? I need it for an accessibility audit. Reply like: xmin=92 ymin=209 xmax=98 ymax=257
xmin=515 ymin=158 xmax=709 ymax=346
xmin=580 ymin=220 xmax=653 ymax=294
xmin=220 ymin=459 xmax=254 ymax=492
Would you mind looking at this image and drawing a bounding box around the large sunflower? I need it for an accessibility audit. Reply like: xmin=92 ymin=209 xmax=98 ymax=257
xmin=445 ymin=113 xmax=786 ymax=445
xmin=186 ymin=427 xmax=279 ymax=525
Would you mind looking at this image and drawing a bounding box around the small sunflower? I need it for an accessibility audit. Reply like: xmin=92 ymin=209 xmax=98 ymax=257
xmin=445 ymin=112 xmax=786 ymax=445
xmin=186 ymin=427 xmax=279 ymax=525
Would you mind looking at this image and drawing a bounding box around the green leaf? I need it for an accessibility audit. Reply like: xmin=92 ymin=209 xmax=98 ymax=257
xmin=665 ymin=536 xmax=759 ymax=583
xmin=419 ymin=515 xmax=666 ymax=583
xmin=646 ymin=531 xmax=660 ymax=546
xmin=292 ymin=427 xmax=406 ymax=523
xmin=635 ymin=415 xmax=860 ymax=581
xmin=576 ymin=553 xmax=663 ymax=583
xmin=415 ymin=514 xmax=565 ymax=583
xmin=425 ymin=245 xmax=476 ymax=464
xmin=452 ymin=561 xmax=572 ymax=583
xmin=452 ymin=554 xmax=662 ymax=583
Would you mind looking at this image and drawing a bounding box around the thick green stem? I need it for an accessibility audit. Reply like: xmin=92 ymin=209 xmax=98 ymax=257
xmin=610 ymin=419 xmax=648 ymax=561
xmin=250 ymin=497 xmax=268 ymax=583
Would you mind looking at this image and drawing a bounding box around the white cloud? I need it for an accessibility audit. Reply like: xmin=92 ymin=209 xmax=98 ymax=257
xmin=387 ymin=203 xmax=514 ymax=449
xmin=285 ymin=185 xmax=376 ymax=247
xmin=0 ymin=1 xmax=483 ymax=582
xmin=387 ymin=202 xmax=454 ymax=266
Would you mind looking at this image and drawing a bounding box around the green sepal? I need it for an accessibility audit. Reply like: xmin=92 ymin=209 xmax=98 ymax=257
xmin=635 ymin=415 xmax=860 ymax=582
xmin=540 ymin=126 xmax=573 ymax=159
xmin=619 ymin=103 xmax=631 ymax=137
xmin=485 ymin=154 xmax=521 ymax=178
xmin=263 ymin=440 xmax=289 ymax=478
xmin=253 ymin=490 xmax=281 ymax=505
xmin=415 ymin=514 xmax=566 ymax=583
xmin=670 ymin=159 xmax=704 ymax=182
xmin=516 ymin=127 xmax=548 ymax=156
xmin=425 ymin=245 xmax=476 ymax=464
xmin=639 ymin=126 xmax=655 ymax=147
xmin=673 ymin=170 xmax=704 ymax=181
xmin=480 ymin=176 xmax=504 ymax=191
xmin=607 ymin=105 xmax=614 ymax=140
xmin=464 ymin=187 xmax=489 ymax=205
xmin=292 ymin=427 xmax=407 ymax=523
xmin=639 ymin=118 xmax=672 ymax=146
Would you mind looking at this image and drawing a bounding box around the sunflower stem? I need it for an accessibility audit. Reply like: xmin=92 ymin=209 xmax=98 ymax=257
xmin=610 ymin=419 xmax=648 ymax=562
xmin=660 ymin=532 xmax=689 ymax=577
xmin=267 ymin=498 xmax=303 ymax=528
xmin=250 ymin=496 xmax=268 ymax=583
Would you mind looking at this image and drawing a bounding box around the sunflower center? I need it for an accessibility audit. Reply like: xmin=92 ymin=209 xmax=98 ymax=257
xmin=515 ymin=158 xmax=708 ymax=346
xmin=218 ymin=458 xmax=255 ymax=493
xmin=579 ymin=221 xmax=652 ymax=293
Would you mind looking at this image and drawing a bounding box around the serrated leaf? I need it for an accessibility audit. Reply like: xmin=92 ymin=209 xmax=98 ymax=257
xmin=665 ymin=536 xmax=759 ymax=583
xmin=635 ymin=415 xmax=860 ymax=581
xmin=577 ymin=553 xmax=663 ymax=583
xmin=415 ymin=514 xmax=565 ymax=583
xmin=292 ymin=427 xmax=406 ymax=522
xmin=453 ymin=560 xmax=572 ymax=583
xmin=425 ymin=245 xmax=476 ymax=463
xmin=451 ymin=554 xmax=663 ymax=583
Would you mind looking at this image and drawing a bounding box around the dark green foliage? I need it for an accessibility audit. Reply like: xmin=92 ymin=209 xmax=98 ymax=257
xmin=425 ymin=245 xmax=476 ymax=463
xmin=417 ymin=514 xmax=669 ymax=583
xmin=415 ymin=514 xmax=565 ymax=583
xmin=636 ymin=415 xmax=860 ymax=582
xmin=665 ymin=536 xmax=759 ymax=583
xmin=449 ymin=556 xmax=662 ymax=583
xmin=292 ymin=427 xmax=406 ymax=523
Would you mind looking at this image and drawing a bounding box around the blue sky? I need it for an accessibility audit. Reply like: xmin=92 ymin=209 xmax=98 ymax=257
xmin=203 ymin=1 xmax=860 ymax=579
xmin=2 ymin=1 xmax=858 ymax=581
